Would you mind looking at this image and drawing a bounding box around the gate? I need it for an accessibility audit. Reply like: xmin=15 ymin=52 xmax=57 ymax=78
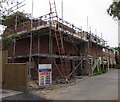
xmin=1 ymin=51 xmax=29 ymax=92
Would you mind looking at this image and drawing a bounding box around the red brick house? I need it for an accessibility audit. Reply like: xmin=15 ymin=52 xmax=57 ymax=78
xmin=3 ymin=12 xmax=116 ymax=82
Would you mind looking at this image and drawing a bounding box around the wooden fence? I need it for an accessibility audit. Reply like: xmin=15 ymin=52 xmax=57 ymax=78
xmin=1 ymin=51 xmax=29 ymax=92
xmin=0 ymin=51 xmax=8 ymax=88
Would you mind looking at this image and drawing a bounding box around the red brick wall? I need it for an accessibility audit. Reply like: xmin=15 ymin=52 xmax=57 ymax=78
xmin=15 ymin=38 xmax=30 ymax=56
xmin=11 ymin=34 xmax=115 ymax=79
xmin=81 ymin=42 xmax=103 ymax=59
xmin=81 ymin=42 xmax=103 ymax=75
xmin=14 ymin=35 xmax=49 ymax=56
xmin=13 ymin=35 xmax=80 ymax=79
xmin=32 ymin=35 xmax=49 ymax=54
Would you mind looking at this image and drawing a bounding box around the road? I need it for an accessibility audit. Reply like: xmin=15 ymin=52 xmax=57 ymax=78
xmin=53 ymin=69 xmax=119 ymax=100
xmin=2 ymin=69 xmax=119 ymax=101
xmin=2 ymin=93 xmax=46 ymax=101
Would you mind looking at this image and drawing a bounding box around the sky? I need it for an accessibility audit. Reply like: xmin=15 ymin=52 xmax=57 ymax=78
xmin=0 ymin=0 xmax=118 ymax=47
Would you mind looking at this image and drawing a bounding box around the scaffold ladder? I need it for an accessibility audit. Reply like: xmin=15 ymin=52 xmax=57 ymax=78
xmin=49 ymin=0 xmax=68 ymax=82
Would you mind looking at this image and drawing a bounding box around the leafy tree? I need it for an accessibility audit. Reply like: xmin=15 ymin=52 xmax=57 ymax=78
xmin=107 ymin=1 xmax=120 ymax=20
xmin=0 ymin=38 xmax=2 ymax=51
xmin=0 ymin=11 xmax=27 ymax=52
xmin=0 ymin=0 xmax=17 ymax=52
xmin=0 ymin=34 xmax=15 ymax=53
xmin=0 ymin=0 xmax=12 ymax=18
xmin=108 ymin=2 xmax=120 ymax=68
xmin=1 ymin=11 xmax=28 ymax=28
xmin=0 ymin=1 xmax=29 ymax=54
xmin=115 ymin=47 xmax=120 ymax=68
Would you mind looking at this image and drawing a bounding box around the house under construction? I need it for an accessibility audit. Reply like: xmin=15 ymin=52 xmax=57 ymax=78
xmin=3 ymin=1 xmax=116 ymax=84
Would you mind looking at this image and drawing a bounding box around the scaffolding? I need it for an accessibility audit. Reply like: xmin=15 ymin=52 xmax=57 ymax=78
xmin=2 ymin=0 xmax=108 ymax=88
xmin=5 ymin=12 xmax=106 ymax=82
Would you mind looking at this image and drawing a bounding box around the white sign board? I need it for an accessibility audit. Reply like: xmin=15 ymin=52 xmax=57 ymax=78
xmin=38 ymin=64 xmax=52 ymax=86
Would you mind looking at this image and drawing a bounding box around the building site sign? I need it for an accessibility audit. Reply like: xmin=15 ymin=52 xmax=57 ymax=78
xmin=38 ymin=64 xmax=52 ymax=86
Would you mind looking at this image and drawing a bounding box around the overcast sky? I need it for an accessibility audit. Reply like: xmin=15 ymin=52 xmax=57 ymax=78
xmin=1 ymin=0 xmax=118 ymax=47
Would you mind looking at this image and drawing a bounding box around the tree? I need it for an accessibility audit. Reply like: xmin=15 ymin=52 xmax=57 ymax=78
xmin=0 ymin=0 xmax=14 ymax=17
xmin=0 ymin=1 xmax=28 ymax=53
xmin=0 ymin=34 xmax=15 ymax=53
xmin=0 ymin=11 xmax=25 ymax=52
xmin=1 ymin=11 xmax=28 ymax=28
xmin=115 ymin=47 xmax=120 ymax=68
xmin=0 ymin=11 xmax=28 ymax=53
xmin=107 ymin=1 xmax=120 ymax=20
xmin=108 ymin=1 xmax=120 ymax=68
xmin=0 ymin=0 xmax=17 ymax=52
xmin=0 ymin=38 xmax=2 ymax=51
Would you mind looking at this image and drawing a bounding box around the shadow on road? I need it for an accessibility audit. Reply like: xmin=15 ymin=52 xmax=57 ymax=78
xmin=2 ymin=92 xmax=47 ymax=101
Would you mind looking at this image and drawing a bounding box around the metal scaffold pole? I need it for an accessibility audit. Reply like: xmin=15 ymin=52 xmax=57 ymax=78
xmin=13 ymin=1 xmax=19 ymax=63
xmin=72 ymin=59 xmax=76 ymax=83
xmin=49 ymin=13 xmax=53 ymax=65
xmin=29 ymin=0 xmax=34 ymax=81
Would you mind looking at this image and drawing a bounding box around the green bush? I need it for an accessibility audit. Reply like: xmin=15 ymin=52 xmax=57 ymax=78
xmin=112 ymin=64 xmax=116 ymax=68
xmin=115 ymin=64 xmax=120 ymax=69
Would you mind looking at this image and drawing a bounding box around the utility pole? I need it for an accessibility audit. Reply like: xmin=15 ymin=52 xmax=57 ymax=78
xmin=29 ymin=0 xmax=34 ymax=80
xmin=29 ymin=0 xmax=34 ymax=64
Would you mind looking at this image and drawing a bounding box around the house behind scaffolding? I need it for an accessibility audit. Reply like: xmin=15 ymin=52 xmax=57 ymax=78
xmin=3 ymin=12 xmax=116 ymax=82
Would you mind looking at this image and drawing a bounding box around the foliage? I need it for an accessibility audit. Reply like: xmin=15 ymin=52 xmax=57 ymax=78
xmin=0 ymin=2 xmax=27 ymax=53
xmin=93 ymin=65 xmax=107 ymax=76
xmin=117 ymin=47 xmax=120 ymax=53
xmin=107 ymin=1 xmax=120 ymax=68
xmin=114 ymin=47 xmax=120 ymax=69
xmin=0 ymin=0 xmax=16 ymax=19
xmin=1 ymin=11 xmax=28 ymax=28
xmin=0 ymin=0 xmax=13 ymax=9
xmin=115 ymin=64 xmax=120 ymax=69
xmin=0 ymin=34 xmax=18 ymax=53
xmin=0 ymin=11 xmax=27 ymax=53
xmin=0 ymin=38 xmax=2 ymax=50
xmin=107 ymin=1 xmax=120 ymax=20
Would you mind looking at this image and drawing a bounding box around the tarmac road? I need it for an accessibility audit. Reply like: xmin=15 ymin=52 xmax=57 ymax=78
xmin=2 ymin=93 xmax=46 ymax=101
xmin=54 ymin=69 xmax=119 ymax=100
xmin=2 ymin=69 xmax=119 ymax=101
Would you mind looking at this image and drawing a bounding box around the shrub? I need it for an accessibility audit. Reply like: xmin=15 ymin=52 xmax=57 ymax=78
xmin=115 ymin=64 xmax=120 ymax=69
